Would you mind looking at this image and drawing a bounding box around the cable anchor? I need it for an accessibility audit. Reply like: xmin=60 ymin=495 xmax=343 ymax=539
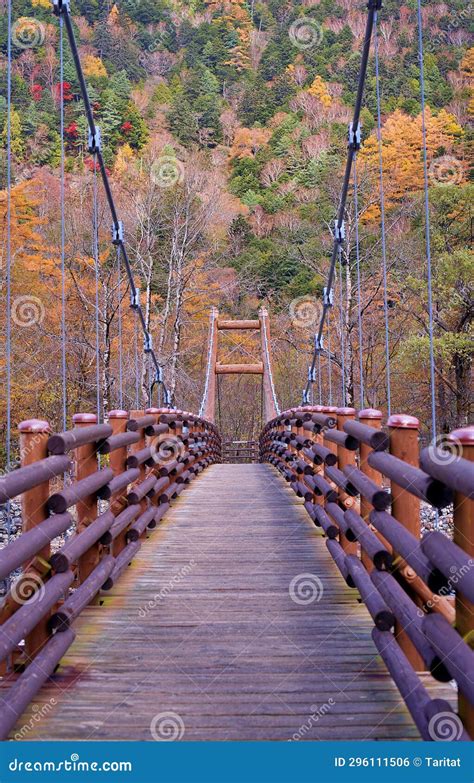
xmin=323 ymin=287 xmax=334 ymax=307
xmin=52 ymin=0 xmax=70 ymax=15
xmin=112 ymin=221 xmax=124 ymax=245
xmin=334 ymin=221 xmax=345 ymax=244
xmin=144 ymin=333 xmax=153 ymax=353
xmin=130 ymin=288 xmax=140 ymax=309
xmin=88 ymin=126 xmax=101 ymax=154
xmin=348 ymin=122 xmax=361 ymax=151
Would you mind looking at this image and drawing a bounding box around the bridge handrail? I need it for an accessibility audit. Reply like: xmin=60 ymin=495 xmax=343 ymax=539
xmin=260 ymin=407 xmax=474 ymax=741
xmin=0 ymin=409 xmax=221 ymax=740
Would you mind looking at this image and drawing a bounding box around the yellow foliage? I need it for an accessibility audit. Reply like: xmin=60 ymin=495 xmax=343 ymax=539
xmin=460 ymin=47 xmax=474 ymax=77
xmin=359 ymin=107 xmax=464 ymax=204
xmin=207 ymin=0 xmax=251 ymax=71
xmin=460 ymin=48 xmax=474 ymax=117
xmin=83 ymin=55 xmax=108 ymax=79
xmin=0 ymin=180 xmax=45 ymax=267
xmin=114 ymin=144 xmax=135 ymax=176
xmin=307 ymin=75 xmax=332 ymax=107
xmin=108 ymin=4 xmax=120 ymax=26
xmin=31 ymin=0 xmax=51 ymax=8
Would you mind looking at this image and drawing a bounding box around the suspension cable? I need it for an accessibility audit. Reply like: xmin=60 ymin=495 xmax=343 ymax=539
xmin=354 ymin=156 xmax=365 ymax=408
xmin=199 ymin=308 xmax=217 ymax=418
xmin=134 ymin=312 xmax=139 ymax=409
xmin=261 ymin=312 xmax=281 ymax=416
xmin=59 ymin=16 xmax=67 ymax=430
xmin=318 ymin=352 xmax=322 ymax=404
xmin=374 ymin=11 xmax=392 ymax=415
xmin=5 ymin=0 xmax=12 ymax=544
xmin=338 ymin=248 xmax=346 ymax=407
xmin=327 ymin=310 xmax=333 ymax=406
xmin=92 ymin=160 xmax=101 ymax=421
xmin=216 ymin=373 xmax=222 ymax=432
xmin=416 ymin=0 xmax=437 ymax=442
xmin=52 ymin=0 xmax=170 ymax=404
xmin=116 ymin=248 xmax=123 ymax=409
xmin=303 ymin=0 xmax=382 ymax=403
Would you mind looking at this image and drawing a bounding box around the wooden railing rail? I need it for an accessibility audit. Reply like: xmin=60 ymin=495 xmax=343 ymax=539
xmin=222 ymin=440 xmax=259 ymax=464
xmin=0 ymin=408 xmax=221 ymax=740
xmin=260 ymin=405 xmax=473 ymax=741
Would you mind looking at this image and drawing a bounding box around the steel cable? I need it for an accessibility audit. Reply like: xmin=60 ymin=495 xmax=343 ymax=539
xmin=338 ymin=248 xmax=346 ymax=407
xmin=374 ymin=12 xmax=392 ymax=415
xmin=53 ymin=2 xmax=170 ymax=403
xmin=354 ymin=157 xmax=365 ymax=408
xmin=116 ymin=249 xmax=123 ymax=409
xmin=302 ymin=1 xmax=381 ymax=402
xmin=261 ymin=312 xmax=281 ymax=416
xmin=59 ymin=16 xmax=67 ymax=430
xmin=5 ymin=0 xmax=12 ymax=546
xmin=416 ymin=0 xmax=437 ymax=442
xmin=92 ymin=160 xmax=101 ymax=421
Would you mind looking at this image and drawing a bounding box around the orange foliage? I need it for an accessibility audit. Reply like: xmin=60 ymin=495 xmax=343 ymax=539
xmin=229 ymin=127 xmax=271 ymax=159
xmin=359 ymin=107 xmax=464 ymax=207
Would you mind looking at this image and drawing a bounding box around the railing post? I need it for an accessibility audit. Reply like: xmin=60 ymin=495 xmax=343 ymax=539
xmin=108 ymin=410 xmax=129 ymax=554
xmin=73 ymin=413 xmax=100 ymax=588
xmin=336 ymin=407 xmax=358 ymax=555
xmin=146 ymin=406 xmax=165 ymax=529
xmin=449 ymin=426 xmax=474 ymax=738
xmin=310 ymin=406 xmax=326 ymax=507
xmin=129 ymin=407 xmax=148 ymax=525
xmin=358 ymin=408 xmax=386 ymax=571
xmin=323 ymin=406 xmax=338 ymax=457
xmin=18 ymin=419 xmax=52 ymax=661
xmin=387 ymin=414 xmax=425 ymax=671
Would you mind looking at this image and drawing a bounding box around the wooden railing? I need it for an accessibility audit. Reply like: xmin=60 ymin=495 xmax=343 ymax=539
xmin=0 ymin=408 xmax=221 ymax=740
xmin=222 ymin=441 xmax=259 ymax=464
xmin=260 ymin=405 xmax=474 ymax=742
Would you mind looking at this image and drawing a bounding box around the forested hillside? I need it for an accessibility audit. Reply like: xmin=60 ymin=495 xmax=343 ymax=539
xmin=0 ymin=0 xmax=472 ymax=445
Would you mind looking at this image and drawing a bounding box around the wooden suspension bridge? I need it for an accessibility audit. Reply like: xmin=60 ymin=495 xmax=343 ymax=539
xmin=0 ymin=310 xmax=472 ymax=742
xmin=1 ymin=0 xmax=472 ymax=747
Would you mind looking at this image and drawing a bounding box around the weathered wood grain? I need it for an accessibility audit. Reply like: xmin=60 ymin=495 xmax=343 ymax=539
xmin=4 ymin=465 xmax=454 ymax=741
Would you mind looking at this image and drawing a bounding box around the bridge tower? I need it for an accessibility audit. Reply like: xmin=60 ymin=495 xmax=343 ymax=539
xmin=200 ymin=308 xmax=280 ymax=425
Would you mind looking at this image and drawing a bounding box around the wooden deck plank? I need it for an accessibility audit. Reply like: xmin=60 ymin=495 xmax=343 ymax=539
xmin=6 ymin=464 xmax=454 ymax=741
